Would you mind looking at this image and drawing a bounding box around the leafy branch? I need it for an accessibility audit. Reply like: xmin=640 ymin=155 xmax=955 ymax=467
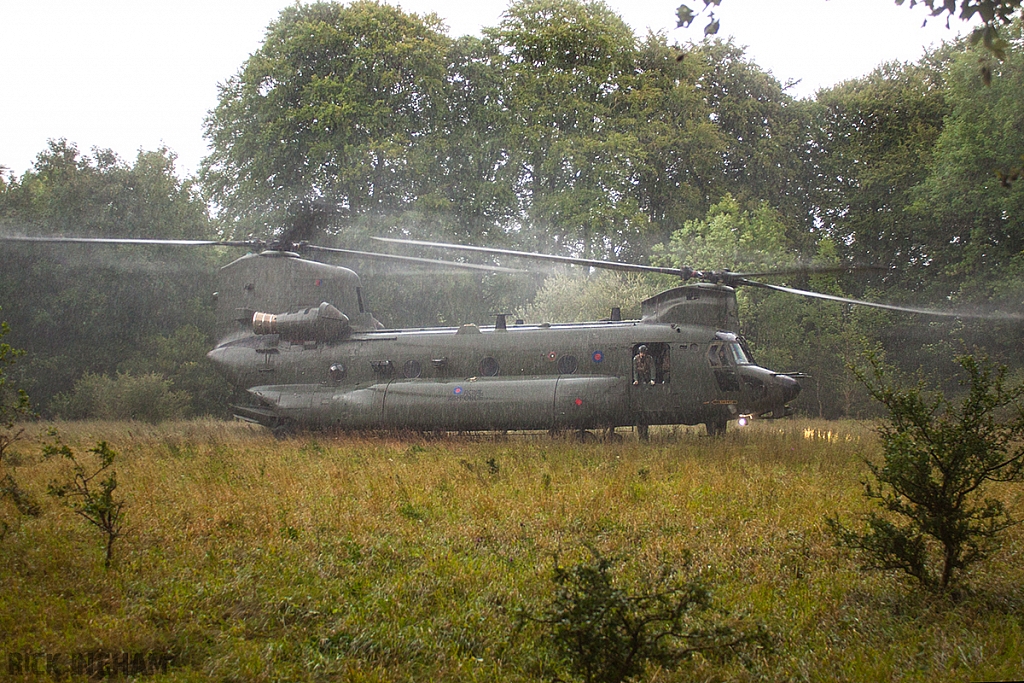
xmin=47 ymin=440 xmax=127 ymax=569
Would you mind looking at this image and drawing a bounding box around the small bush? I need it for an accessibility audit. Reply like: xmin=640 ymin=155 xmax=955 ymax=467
xmin=829 ymin=355 xmax=1024 ymax=590
xmin=51 ymin=371 xmax=190 ymax=423
xmin=0 ymin=315 xmax=33 ymax=463
xmin=529 ymin=548 xmax=769 ymax=683
xmin=1 ymin=314 xmax=36 ymax=538
xmin=47 ymin=439 xmax=126 ymax=569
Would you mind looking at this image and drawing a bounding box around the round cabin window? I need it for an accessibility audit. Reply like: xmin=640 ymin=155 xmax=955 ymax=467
xmin=557 ymin=355 xmax=578 ymax=375
xmin=479 ymin=356 xmax=500 ymax=377
xmin=403 ymin=359 xmax=422 ymax=378
xmin=329 ymin=363 xmax=346 ymax=382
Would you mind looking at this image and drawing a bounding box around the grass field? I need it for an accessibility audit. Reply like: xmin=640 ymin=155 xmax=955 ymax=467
xmin=1 ymin=419 xmax=1022 ymax=682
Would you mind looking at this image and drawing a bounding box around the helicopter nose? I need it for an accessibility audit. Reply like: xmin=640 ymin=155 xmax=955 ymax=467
xmin=775 ymin=374 xmax=801 ymax=403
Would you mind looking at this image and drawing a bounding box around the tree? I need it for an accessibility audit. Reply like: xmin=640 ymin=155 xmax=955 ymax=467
xmin=0 ymin=141 xmax=220 ymax=414
xmin=202 ymin=1 xmax=453 ymax=237
xmin=808 ymin=59 xmax=949 ymax=290
xmin=681 ymin=40 xmax=810 ymax=236
xmin=909 ymin=22 xmax=1024 ymax=299
xmin=627 ymin=35 xmax=727 ymax=242
xmin=829 ymin=355 xmax=1024 ymax=590
xmin=522 ymin=270 xmax=666 ymax=324
xmin=675 ymin=0 xmax=1024 ymax=51
xmin=486 ymin=0 xmax=651 ymax=260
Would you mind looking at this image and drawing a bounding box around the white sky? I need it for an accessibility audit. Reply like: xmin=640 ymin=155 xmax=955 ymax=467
xmin=0 ymin=0 xmax=974 ymax=179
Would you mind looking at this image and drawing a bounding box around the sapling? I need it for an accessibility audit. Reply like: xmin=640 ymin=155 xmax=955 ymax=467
xmin=47 ymin=440 xmax=126 ymax=569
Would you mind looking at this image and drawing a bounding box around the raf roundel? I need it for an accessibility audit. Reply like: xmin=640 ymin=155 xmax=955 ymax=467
xmin=592 ymin=350 xmax=604 ymax=363
xmin=453 ymin=386 xmax=463 ymax=396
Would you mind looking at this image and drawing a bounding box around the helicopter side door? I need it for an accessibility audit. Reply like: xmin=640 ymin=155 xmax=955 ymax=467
xmin=628 ymin=342 xmax=673 ymax=422
xmin=707 ymin=341 xmax=742 ymax=392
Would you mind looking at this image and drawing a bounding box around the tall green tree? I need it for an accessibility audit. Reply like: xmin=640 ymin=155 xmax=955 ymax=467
xmin=486 ymin=0 xmax=651 ymax=260
xmin=626 ymin=35 xmax=727 ymax=244
xmin=202 ymin=1 xmax=454 ymax=237
xmin=809 ymin=59 xmax=949 ymax=291
xmin=0 ymin=141 xmax=220 ymax=414
xmin=683 ymin=40 xmax=810 ymax=232
xmin=910 ymin=23 xmax=1024 ymax=296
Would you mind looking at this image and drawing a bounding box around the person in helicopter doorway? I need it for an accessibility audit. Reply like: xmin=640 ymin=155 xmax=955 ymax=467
xmin=633 ymin=345 xmax=655 ymax=385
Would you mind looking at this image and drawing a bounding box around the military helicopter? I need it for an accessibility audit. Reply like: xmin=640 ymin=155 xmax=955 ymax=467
xmin=1 ymin=224 xmax=1007 ymax=438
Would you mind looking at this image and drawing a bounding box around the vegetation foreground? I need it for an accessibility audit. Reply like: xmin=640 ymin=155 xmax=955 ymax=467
xmin=1 ymin=420 xmax=1022 ymax=682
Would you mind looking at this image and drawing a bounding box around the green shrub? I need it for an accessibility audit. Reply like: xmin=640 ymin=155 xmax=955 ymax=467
xmin=0 ymin=315 xmax=32 ymax=462
xmin=529 ymin=548 xmax=769 ymax=683
xmin=51 ymin=371 xmax=190 ymax=423
xmin=829 ymin=355 xmax=1024 ymax=590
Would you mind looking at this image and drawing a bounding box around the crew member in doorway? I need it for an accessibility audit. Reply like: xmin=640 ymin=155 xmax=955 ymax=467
xmin=633 ymin=345 xmax=654 ymax=385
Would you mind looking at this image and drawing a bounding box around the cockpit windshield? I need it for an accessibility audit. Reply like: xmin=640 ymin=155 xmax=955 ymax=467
xmin=729 ymin=342 xmax=753 ymax=365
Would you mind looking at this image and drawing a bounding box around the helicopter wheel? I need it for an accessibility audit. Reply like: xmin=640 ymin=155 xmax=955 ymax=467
xmin=705 ymin=418 xmax=728 ymax=437
xmin=574 ymin=429 xmax=597 ymax=443
xmin=636 ymin=424 xmax=650 ymax=442
xmin=271 ymin=419 xmax=297 ymax=440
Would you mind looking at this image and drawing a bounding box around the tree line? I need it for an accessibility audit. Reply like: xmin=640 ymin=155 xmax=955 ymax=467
xmin=1 ymin=0 xmax=1022 ymax=420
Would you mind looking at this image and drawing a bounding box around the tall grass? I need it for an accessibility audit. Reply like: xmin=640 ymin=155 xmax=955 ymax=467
xmin=1 ymin=418 xmax=1021 ymax=681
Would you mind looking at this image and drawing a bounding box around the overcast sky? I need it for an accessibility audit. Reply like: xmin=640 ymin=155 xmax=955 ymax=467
xmin=0 ymin=0 xmax=975 ymax=179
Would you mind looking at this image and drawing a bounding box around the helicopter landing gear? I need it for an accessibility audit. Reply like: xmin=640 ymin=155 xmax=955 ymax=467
xmin=271 ymin=419 xmax=297 ymax=439
xmin=603 ymin=427 xmax=623 ymax=443
xmin=636 ymin=424 xmax=650 ymax=441
xmin=705 ymin=418 xmax=728 ymax=437
xmin=574 ymin=429 xmax=598 ymax=443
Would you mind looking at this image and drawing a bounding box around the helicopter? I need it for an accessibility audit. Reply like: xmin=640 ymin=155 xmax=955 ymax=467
xmin=3 ymin=225 xmax=1005 ymax=438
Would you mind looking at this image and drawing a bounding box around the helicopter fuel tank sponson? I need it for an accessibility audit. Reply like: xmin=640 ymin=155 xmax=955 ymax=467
xmin=252 ymin=302 xmax=350 ymax=342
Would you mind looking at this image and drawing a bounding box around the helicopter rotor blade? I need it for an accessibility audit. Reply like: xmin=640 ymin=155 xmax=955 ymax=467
xmin=373 ymin=237 xmax=881 ymax=282
xmin=372 ymin=237 xmax=689 ymax=277
xmin=300 ymin=244 xmax=526 ymax=274
xmin=0 ymin=235 xmax=260 ymax=248
xmin=743 ymin=279 xmax=1024 ymax=320
xmin=731 ymin=264 xmax=887 ymax=279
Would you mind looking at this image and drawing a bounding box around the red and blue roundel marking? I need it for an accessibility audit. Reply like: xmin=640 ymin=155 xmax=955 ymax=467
xmin=592 ymin=350 xmax=605 ymax=363
xmin=453 ymin=386 xmax=463 ymax=395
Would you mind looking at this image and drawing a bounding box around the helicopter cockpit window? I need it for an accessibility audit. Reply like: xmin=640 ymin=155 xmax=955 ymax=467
xmin=729 ymin=342 xmax=752 ymax=365
xmin=708 ymin=343 xmax=741 ymax=392
xmin=707 ymin=344 xmax=724 ymax=367
xmin=632 ymin=343 xmax=669 ymax=385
